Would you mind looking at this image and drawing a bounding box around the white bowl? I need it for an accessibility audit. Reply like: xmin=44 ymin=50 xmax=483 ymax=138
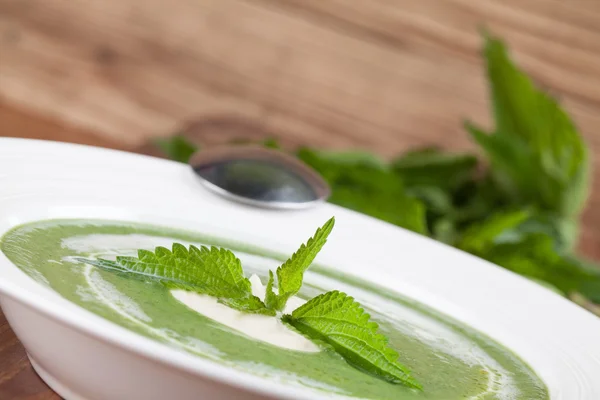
xmin=0 ymin=138 xmax=599 ymax=400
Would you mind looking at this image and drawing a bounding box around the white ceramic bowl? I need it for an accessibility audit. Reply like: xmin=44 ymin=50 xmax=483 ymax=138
xmin=0 ymin=138 xmax=599 ymax=400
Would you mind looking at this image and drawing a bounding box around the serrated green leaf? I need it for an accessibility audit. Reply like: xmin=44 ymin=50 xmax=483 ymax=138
xmin=284 ymin=291 xmax=421 ymax=389
xmin=467 ymin=34 xmax=590 ymax=218
xmin=154 ymin=135 xmax=198 ymax=163
xmin=268 ymin=218 xmax=335 ymax=311
xmin=77 ymin=244 xmax=272 ymax=315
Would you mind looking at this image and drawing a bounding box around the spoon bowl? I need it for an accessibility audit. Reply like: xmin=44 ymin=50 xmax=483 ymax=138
xmin=189 ymin=146 xmax=330 ymax=209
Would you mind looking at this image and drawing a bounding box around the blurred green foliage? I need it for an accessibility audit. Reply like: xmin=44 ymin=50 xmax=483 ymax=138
xmin=156 ymin=33 xmax=599 ymax=316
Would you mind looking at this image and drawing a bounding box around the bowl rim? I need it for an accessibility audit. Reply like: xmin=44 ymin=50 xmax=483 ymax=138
xmin=1 ymin=137 xmax=599 ymax=400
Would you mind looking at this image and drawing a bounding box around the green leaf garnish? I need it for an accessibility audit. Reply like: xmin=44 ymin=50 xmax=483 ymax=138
xmin=284 ymin=290 xmax=421 ymax=389
xmin=79 ymin=244 xmax=274 ymax=315
xmin=266 ymin=217 xmax=335 ymax=311
xmin=80 ymin=219 xmax=421 ymax=387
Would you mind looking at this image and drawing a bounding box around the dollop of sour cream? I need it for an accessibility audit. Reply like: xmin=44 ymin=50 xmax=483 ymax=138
xmin=170 ymin=275 xmax=320 ymax=352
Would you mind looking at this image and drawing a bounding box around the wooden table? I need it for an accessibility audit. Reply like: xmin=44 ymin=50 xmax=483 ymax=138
xmin=1 ymin=0 xmax=600 ymax=398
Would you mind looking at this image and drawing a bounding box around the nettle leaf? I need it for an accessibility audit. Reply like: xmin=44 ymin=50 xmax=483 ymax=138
xmin=284 ymin=291 xmax=421 ymax=389
xmin=467 ymin=34 xmax=590 ymax=217
xmin=266 ymin=218 xmax=335 ymax=311
xmin=78 ymin=244 xmax=274 ymax=315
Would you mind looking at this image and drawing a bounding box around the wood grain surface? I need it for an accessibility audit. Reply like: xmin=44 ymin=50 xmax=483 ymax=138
xmin=1 ymin=0 xmax=600 ymax=398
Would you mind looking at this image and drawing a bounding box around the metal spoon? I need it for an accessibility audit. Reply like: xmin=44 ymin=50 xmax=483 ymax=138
xmin=189 ymin=146 xmax=330 ymax=209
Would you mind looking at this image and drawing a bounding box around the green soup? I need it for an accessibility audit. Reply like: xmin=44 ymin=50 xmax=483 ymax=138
xmin=1 ymin=219 xmax=548 ymax=400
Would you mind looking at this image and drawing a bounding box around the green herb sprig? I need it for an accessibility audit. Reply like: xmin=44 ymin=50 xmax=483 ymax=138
xmin=79 ymin=218 xmax=422 ymax=389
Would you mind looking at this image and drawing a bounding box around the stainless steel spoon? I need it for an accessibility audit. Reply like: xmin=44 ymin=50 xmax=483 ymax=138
xmin=189 ymin=146 xmax=330 ymax=209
